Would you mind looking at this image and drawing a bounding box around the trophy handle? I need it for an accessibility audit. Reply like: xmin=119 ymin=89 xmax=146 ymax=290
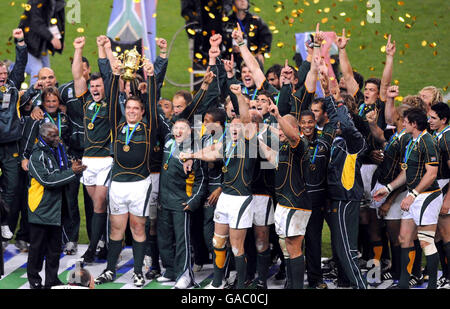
xmin=138 ymin=55 xmax=148 ymax=68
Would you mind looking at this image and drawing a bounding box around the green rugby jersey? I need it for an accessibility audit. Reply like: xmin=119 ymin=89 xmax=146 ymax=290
xmin=277 ymin=83 xmax=315 ymax=121
xmin=78 ymin=91 xmax=111 ymax=157
xmin=433 ymin=127 xmax=450 ymax=179
xmin=201 ymin=133 xmax=224 ymax=194
xmin=221 ymin=134 xmax=258 ymax=196
xmin=303 ymin=128 xmax=331 ymax=193
xmin=275 ymin=139 xmax=311 ymax=210
xmin=374 ymin=129 xmax=407 ymax=186
xmin=401 ymin=131 xmax=440 ymax=192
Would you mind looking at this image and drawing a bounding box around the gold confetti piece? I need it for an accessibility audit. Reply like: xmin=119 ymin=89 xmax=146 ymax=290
xmin=304 ymin=1 xmax=310 ymax=6
xmin=152 ymin=13 xmax=157 ymax=18
xmin=133 ymin=0 xmax=140 ymax=2
xmin=367 ymin=10 xmax=374 ymax=17
xmin=314 ymin=0 xmax=320 ymax=3
xmin=297 ymin=9 xmax=304 ymax=14
xmin=273 ymin=30 xmax=279 ymax=34
xmin=359 ymin=45 xmax=365 ymax=50
xmin=250 ymin=45 xmax=258 ymax=51
xmin=380 ymin=45 xmax=386 ymax=53
xmin=369 ymin=67 xmax=375 ymax=71
xmin=51 ymin=18 xmax=57 ymax=25
xmin=228 ymin=48 xmax=233 ymax=53
xmin=208 ymin=13 xmax=215 ymax=19
xmin=360 ymin=20 xmax=365 ymax=26
xmin=24 ymin=27 xmax=30 ymax=33
xmin=404 ymin=43 xmax=410 ymax=48
xmin=330 ymin=76 xmax=335 ymax=81
xmin=222 ymin=16 xmax=229 ymax=22
xmin=444 ymin=86 xmax=448 ymax=92
xmin=254 ymin=7 xmax=261 ymax=13
xmin=399 ymin=50 xmax=405 ymax=55
xmin=41 ymin=51 xmax=47 ymax=56
xmin=195 ymin=53 xmax=203 ymax=59
xmin=394 ymin=80 xmax=399 ymax=85
xmin=249 ymin=32 xmax=255 ymax=37
xmin=383 ymin=33 xmax=389 ymax=40
xmin=275 ymin=7 xmax=282 ymax=13
xmin=421 ymin=40 xmax=427 ymax=47
xmin=269 ymin=25 xmax=276 ymax=31
xmin=20 ymin=15 xmax=27 ymax=20
xmin=429 ymin=42 xmax=437 ymax=47
xmin=324 ymin=7 xmax=330 ymax=13
xmin=202 ymin=59 xmax=207 ymax=66
xmin=340 ymin=12 xmax=346 ymax=16
xmin=321 ymin=17 xmax=328 ymax=23
xmin=264 ymin=52 xmax=271 ymax=59
xmin=433 ymin=51 xmax=438 ymax=56
xmin=10 ymin=1 xmax=15 ymax=6
xmin=112 ymin=52 xmax=118 ymax=57
xmin=188 ymin=67 xmax=193 ymax=73
xmin=277 ymin=42 xmax=285 ymax=48
xmin=187 ymin=28 xmax=196 ymax=35
xmin=25 ymin=4 xmax=31 ymax=11
xmin=317 ymin=9 xmax=322 ymax=14
xmin=202 ymin=31 xmax=208 ymax=36
xmin=345 ymin=17 xmax=351 ymax=22
xmin=277 ymin=1 xmax=283 ymax=4
xmin=399 ymin=60 xmax=404 ymax=64
xmin=115 ymin=37 xmax=121 ymax=41
xmin=204 ymin=5 xmax=210 ymax=12
xmin=405 ymin=13 xmax=411 ymax=18
xmin=398 ymin=17 xmax=405 ymax=22
xmin=115 ymin=46 xmax=122 ymax=53
xmin=77 ymin=28 xmax=84 ymax=33
xmin=412 ymin=16 xmax=417 ymax=21
xmin=21 ymin=82 xmax=28 ymax=90
xmin=405 ymin=24 xmax=412 ymax=29
xmin=330 ymin=58 xmax=336 ymax=64
xmin=433 ymin=21 xmax=438 ymax=26
xmin=395 ymin=96 xmax=403 ymax=101
xmin=397 ymin=1 xmax=404 ymax=5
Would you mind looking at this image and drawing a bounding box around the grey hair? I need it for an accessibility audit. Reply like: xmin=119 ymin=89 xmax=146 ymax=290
xmin=39 ymin=122 xmax=58 ymax=138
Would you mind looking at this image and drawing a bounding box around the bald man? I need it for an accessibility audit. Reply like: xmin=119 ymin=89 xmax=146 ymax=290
xmin=20 ymin=67 xmax=57 ymax=110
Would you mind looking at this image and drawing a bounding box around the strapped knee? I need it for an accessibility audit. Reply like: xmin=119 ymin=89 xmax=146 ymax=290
xmin=279 ymin=237 xmax=289 ymax=259
xmin=418 ymin=231 xmax=437 ymax=255
xmin=213 ymin=233 xmax=228 ymax=269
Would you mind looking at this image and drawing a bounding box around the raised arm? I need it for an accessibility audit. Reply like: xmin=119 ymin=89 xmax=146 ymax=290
xmin=9 ymin=29 xmax=27 ymax=88
xmin=336 ymin=28 xmax=359 ymax=97
xmin=229 ymin=84 xmax=250 ymax=124
xmin=72 ymin=37 xmax=88 ymax=97
xmin=233 ymin=23 xmax=266 ymax=88
xmin=380 ymin=35 xmax=396 ymax=102
xmin=180 ymin=142 xmax=223 ymax=162
xmin=304 ymin=23 xmax=322 ymax=92
xmin=384 ymin=85 xmax=399 ymax=126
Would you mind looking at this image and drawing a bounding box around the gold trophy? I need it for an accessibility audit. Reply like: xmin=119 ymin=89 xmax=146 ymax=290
xmin=117 ymin=46 xmax=146 ymax=81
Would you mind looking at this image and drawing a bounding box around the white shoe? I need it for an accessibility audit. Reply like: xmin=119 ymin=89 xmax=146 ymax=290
xmin=132 ymin=272 xmax=145 ymax=287
xmin=1 ymin=225 xmax=13 ymax=239
xmin=156 ymin=275 xmax=175 ymax=283
xmin=173 ymin=276 xmax=193 ymax=289
xmin=205 ymin=280 xmax=225 ymax=289
xmin=438 ymin=278 xmax=450 ymax=289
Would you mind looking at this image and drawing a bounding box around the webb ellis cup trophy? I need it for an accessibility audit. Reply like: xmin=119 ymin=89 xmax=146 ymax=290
xmin=117 ymin=46 xmax=146 ymax=81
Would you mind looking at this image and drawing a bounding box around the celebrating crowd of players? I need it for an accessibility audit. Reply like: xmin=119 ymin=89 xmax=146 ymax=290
xmin=0 ymin=15 xmax=449 ymax=290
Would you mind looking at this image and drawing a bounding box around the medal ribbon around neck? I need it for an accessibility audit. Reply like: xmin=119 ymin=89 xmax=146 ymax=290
xmin=44 ymin=111 xmax=61 ymax=137
xmin=358 ymin=103 xmax=365 ymax=116
xmin=385 ymin=128 xmax=405 ymax=151
xmin=224 ymin=140 xmax=238 ymax=168
xmin=164 ymin=140 xmax=177 ymax=169
xmin=125 ymin=124 xmax=138 ymax=147
xmin=433 ymin=125 xmax=450 ymax=141
xmin=403 ymin=130 xmax=425 ymax=165
xmin=89 ymin=103 xmax=102 ymax=127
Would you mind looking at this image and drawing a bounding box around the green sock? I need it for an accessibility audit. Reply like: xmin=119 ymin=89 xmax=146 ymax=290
xmin=290 ymin=255 xmax=305 ymax=289
xmin=256 ymin=249 xmax=271 ymax=287
xmin=426 ymin=252 xmax=439 ymax=289
xmin=89 ymin=213 xmax=107 ymax=251
xmin=399 ymin=247 xmax=415 ymax=289
xmin=391 ymin=245 xmax=401 ymax=280
xmin=149 ymin=235 xmax=160 ymax=270
xmin=234 ymin=255 xmax=247 ymax=289
xmin=106 ymin=239 xmax=123 ymax=272
xmin=285 ymin=258 xmax=292 ymax=289
xmin=132 ymin=240 xmax=146 ymax=274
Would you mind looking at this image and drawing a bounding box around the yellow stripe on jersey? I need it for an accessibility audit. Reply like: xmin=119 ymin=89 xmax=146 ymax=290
xmin=28 ymin=178 xmax=44 ymax=212
xmin=186 ymin=172 xmax=195 ymax=197
xmin=341 ymin=153 xmax=357 ymax=190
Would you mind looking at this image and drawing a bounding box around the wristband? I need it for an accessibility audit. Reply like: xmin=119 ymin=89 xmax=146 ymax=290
xmin=411 ymin=189 xmax=419 ymax=197
xmin=237 ymin=41 xmax=246 ymax=47
xmin=313 ymin=44 xmax=321 ymax=48
xmin=159 ymin=51 xmax=167 ymax=54
xmin=386 ymin=184 xmax=393 ymax=193
xmin=407 ymin=192 xmax=417 ymax=199
xmin=16 ymin=38 xmax=24 ymax=43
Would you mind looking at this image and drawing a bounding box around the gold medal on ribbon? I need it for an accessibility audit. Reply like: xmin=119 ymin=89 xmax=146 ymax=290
xmin=401 ymin=163 xmax=408 ymax=170
xmin=222 ymin=166 xmax=228 ymax=173
xmin=310 ymin=163 xmax=316 ymax=171
xmin=0 ymin=86 xmax=6 ymax=93
xmin=154 ymin=145 xmax=160 ymax=152
xmin=88 ymin=123 xmax=94 ymax=130
xmin=123 ymin=145 xmax=130 ymax=152
xmin=163 ymin=163 xmax=169 ymax=170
